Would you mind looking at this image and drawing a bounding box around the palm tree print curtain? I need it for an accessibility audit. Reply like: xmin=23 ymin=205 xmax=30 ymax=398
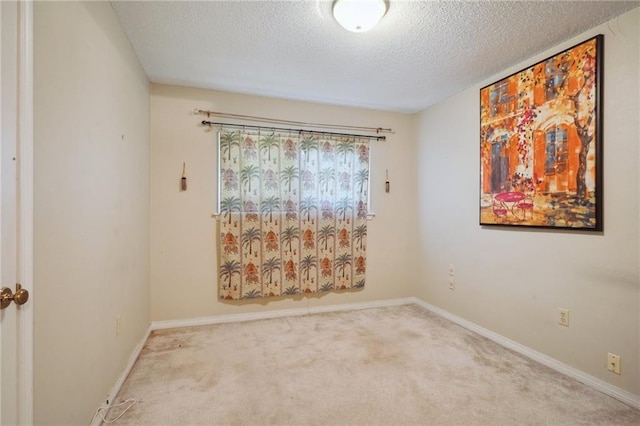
xmin=218 ymin=129 xmax=369 ymax=300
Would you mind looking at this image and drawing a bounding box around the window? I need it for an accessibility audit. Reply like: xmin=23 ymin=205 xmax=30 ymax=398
xmin=489 ymin=81 xmax=509 ymax=117
xmin=545 ymin=58 xmax=567 ymax=100
xmin=545 ymin=127 xmax=568 ymax=175
xmin=216 ymin=128 xmax=371 ymax=300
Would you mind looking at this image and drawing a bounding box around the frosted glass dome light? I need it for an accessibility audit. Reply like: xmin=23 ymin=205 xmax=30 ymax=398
xmin=333 ymin=0 xmax=388 ymax=33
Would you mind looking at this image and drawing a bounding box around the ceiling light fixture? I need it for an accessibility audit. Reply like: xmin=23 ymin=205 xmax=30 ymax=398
xmin=333 ymin=0 xmax=388 ymax=33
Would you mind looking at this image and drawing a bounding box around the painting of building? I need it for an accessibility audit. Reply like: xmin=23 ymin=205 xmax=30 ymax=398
xmin=480 ymin=36 xmax=602 ymax=230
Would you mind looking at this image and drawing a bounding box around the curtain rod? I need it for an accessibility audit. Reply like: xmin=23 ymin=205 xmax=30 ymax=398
xmin=194 ymin=108 xmax=393 ymax=136
xmin=201 ymin=120 xmax=387 ymax=141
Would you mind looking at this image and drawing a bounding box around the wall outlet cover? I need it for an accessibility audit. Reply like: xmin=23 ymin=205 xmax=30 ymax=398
xmin=607 ymin=353 xmax=621 ymax=375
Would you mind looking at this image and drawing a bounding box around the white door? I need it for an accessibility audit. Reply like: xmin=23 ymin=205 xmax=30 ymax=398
xmin=1 ymin=1 xmax=34 ymax=424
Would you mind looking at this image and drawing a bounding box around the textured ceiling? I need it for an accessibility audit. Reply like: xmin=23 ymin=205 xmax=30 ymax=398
xmin=111 ymin=0 xmax=639 ymax=113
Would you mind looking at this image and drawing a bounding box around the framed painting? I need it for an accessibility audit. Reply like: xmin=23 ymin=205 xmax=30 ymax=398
xmin=480 ymin=35 xmax=603 ymax=231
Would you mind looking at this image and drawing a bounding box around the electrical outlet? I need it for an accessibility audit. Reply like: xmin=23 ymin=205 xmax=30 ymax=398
xmin=607 ymin=353 xmax=621 ymax=374
xmin=558 ymin=308 xmax=569 ymax=327
xmin=116 ymin=315 xmax=122 ymax=336
xmin=448 ymin=276 xmax=455 ymax=290
xmin=448 ymin=264 xmax=455 ymax=276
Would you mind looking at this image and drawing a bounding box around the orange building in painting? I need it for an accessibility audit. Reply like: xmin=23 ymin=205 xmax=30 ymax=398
xmin=480 ymin=38 xmax=598 ymax=198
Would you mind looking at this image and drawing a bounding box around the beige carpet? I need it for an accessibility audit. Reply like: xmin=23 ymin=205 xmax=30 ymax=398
xmin=110 ymin=304 xmax=640 ymax=425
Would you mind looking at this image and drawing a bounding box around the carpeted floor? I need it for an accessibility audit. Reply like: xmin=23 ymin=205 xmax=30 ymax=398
xmin=109 ymin=304 xmax=640 ymax=425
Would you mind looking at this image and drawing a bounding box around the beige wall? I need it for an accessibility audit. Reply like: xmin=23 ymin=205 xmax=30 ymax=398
xmin=415 ymin=8 xmax=640 ymax=395
xmin=30 ymin=1 xmax=640 ymax=422
xmin=149 ymin=84 xmax=418 ymax=321
xmin=34 ymin=2 xmax=150 ymax=424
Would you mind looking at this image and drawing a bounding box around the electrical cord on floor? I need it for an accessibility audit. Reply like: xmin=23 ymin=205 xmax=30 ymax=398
xmin=91 ymin=398 xmax=138 ymax=424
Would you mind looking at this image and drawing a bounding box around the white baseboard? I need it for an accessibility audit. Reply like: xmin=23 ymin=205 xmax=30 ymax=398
xmin=90 ymin=325 xmax=152 ymax=426
xmin=411 ymin=297 xmax=640 ymax=410
xmin=151 ymin=297 xmax=415 ymax=330
xmin=96 ymin=295 xmax=639 ymax=424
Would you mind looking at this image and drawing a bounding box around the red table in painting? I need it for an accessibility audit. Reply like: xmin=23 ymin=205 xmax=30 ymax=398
xmin=494 ymin=192 xmax=525 ymax=219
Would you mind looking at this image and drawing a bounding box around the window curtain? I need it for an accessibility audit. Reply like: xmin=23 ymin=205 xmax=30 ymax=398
xmin=218 ymin=129 xmax=369 ymax=300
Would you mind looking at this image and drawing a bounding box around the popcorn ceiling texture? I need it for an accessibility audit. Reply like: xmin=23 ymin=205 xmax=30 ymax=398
xmin=111 ymin=1 xmax=638 ymax=113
